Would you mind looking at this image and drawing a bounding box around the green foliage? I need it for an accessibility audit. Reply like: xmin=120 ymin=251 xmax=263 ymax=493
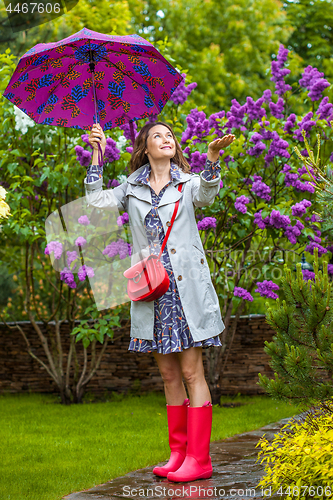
xmin=70 ymin=304 xmax=122 ymax=348
xmin=0 ymin=0 xmax=131 ymax=58
xmin=258 ymin=248 xmax=333 ymax=407
xmin=127 ymin=0 xmax=293 ymax=114
xmin=256 ymin=398 xmax=333 ymax=498
xmin=284 ymin=0 xmax=333 ymax=81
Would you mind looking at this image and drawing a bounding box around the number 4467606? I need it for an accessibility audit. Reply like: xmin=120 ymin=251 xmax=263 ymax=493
xmin=6 ymin=3 xmax=61 ymax=14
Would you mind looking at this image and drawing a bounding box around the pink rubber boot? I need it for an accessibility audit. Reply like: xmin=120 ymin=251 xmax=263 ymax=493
xmin=153 ymin=398 xmax=190 ymax=477
xmin=167 ymin=401 xmax=213 ymax=482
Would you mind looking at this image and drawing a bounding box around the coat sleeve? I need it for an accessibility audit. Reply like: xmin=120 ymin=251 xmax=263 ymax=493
xmin=84 ymin=175 xmax=128 ymax=212
xmin=191 ymin=159 xmax=222 ymax=208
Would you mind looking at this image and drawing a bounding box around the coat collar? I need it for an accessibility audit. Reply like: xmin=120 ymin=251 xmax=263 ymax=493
xmin=127 ymin=162 xmax=192 ymax=186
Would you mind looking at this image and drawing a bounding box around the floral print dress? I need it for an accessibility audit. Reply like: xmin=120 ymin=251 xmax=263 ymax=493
xmin=86 ymin=159 xmax=223 ymax=354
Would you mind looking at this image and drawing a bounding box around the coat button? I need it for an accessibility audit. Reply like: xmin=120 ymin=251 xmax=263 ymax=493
xmin=178 ymin=275 xmax=182 ymax=281
xmin=171 ymin=248 xmax=176 ymax=254
xmin=201 ymin=258 xmax=204 ymax=264
xmin=166 ymin=221 xmax=171 ymax=227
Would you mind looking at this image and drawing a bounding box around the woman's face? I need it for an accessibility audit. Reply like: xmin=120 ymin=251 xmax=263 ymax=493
xmin=144 ymin=125 xmax=176 ymax=162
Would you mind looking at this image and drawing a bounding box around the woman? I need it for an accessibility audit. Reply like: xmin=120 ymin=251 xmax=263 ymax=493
xmin=85 ymin=121 xmax=235 ymax=482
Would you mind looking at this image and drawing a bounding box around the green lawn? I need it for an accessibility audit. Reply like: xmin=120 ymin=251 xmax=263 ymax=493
xmin=0 ymin=391 xmax=300 ymax=500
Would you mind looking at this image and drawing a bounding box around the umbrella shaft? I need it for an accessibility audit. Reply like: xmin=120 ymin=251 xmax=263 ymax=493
xmin=89 ymin=43 xmax=99 ymax=125
xmin=91 ymin=70 xmax=99 ymax=125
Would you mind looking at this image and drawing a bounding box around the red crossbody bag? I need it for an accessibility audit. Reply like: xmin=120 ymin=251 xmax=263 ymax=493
xmin=123 ymin=183 xmax=183 ymax=302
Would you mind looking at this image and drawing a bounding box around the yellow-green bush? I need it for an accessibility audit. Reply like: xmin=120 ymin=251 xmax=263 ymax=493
xmin=255 ymin=399 xmax=333 ymax=499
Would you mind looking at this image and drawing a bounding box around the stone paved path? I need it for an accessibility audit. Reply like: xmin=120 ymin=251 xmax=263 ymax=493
xmin=63 ymin=414 xmax=303 ymax=500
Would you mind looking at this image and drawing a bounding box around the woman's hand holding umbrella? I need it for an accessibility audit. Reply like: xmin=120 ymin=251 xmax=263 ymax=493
xmin=89 ymin=123 xmax=106 ymax=165
xmin=207 ymin=134 xmax=236 ymax=162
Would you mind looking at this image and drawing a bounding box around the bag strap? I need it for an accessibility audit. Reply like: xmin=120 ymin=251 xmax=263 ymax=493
xmin=157 ymin=183 xmax=183 ymax=260
xmin=97 ymin=140 xmax=104 ymax=167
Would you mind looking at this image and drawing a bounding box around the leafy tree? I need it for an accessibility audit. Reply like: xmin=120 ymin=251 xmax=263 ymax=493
xmin=127 ymin=0 xmax=295 ymax=114
xmin=284 ymin=0 xmax=333 ymax=80
xmin=0 ymin=0 xmax=131 ymax=58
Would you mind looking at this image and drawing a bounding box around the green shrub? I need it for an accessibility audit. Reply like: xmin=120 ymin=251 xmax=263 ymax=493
xmin=255 ymin=399 xmax=333 ymax=499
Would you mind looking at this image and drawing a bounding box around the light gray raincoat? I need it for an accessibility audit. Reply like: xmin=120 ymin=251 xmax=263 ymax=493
xmin=84 ymin=163 xmax=225 ymax=342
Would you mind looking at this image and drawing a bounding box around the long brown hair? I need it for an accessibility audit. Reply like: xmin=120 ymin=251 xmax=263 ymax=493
xmin=128 ymin=121 xmax=191 ymax=174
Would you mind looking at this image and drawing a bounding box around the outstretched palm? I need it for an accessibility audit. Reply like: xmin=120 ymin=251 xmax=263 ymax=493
xmin=208 ymin=134 xmax=236 ymax=154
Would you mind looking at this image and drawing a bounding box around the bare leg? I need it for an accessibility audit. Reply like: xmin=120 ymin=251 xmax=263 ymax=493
xmin=153 ymin=351 xmax=188 ymax=405
xmin=178 ymin=346 xmax=211 ymax=407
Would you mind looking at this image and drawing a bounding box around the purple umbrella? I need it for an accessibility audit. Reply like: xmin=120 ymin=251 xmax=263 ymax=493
xmin=3 ymin=27 xmax=183 ymax=164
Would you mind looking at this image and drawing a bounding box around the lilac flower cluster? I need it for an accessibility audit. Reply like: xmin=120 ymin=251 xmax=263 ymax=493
xmin=60 ymin=267 xmax=76 ymax=289
xmin=78 ymin=265 xmax=94 ymax=281
xmin=107 ymin=178 xmax=121 ymax=189
xmin=305 ymin=236 xmax=327 ymax=257
xmin=146 ymin=113 xmax=158 ymax=123
xmin=251 ymin=175 xmax=271 ymax=201
xmin=316 ymin=96 xmax=333 ymax=120
xmin=262 ymin=89 xmax=272 ymax=103
xmin=234 ymin=195 xmax=250 ymax=214
xmin=270 ymin=45 xmax=292 ymax=96
xmin=104 ymin=137 xmax=121 ymax=163
xmin=208 ymin=111 xmax=226 ymax=138
xmin=78 ymin=215 xmax=90 ymax=225
xmin=223 ymin=155 xmax=234 ymax=166
xmin=254 ymin=207 xmax=292 ymax=233
xmin=299 ymin=65 xmax=330 ymax=101
xmin=259 ymin=127 xmax=276 ymax=141
xmin=170 ymin=73 xmax=198 ymax=105
xmin=269 ymin=97 xmax=284 ymax=119
xmin=119 ymin=121 xmax=139 ymax=145
xmin=305 ymin=213 xmax=321 ymax=223
xmin=293 ymin=112 xmax=317 ymax=142
xmin=45 ymin=241 xmax=63 ymax=259
xmin=117 ymin=212 xmax=129 ymax=226
xmin=247 ymin=132 xmax=266 ymax=157
xmin=302 ymin=269 xmax=315 ymax=281
xmin=234 ymin=286 xmax=253 ymax=302
xmin=225 ymin=99 xmax=247 ymax=132
xmin=103 ymin=238 xmax=132 ymax=259
xmin=197 ymin=217 xmax=217 ymax=230
xmin=284 ymin=113 xmax=296 ymax=134
xmin=182 ymin=147 xmax=208 ymax=172
xmin=255 ymin=280 xmax=279 ymax=299
xmin=75 ymin=236 xmax=87 ymax=247
xmin=75 ymin=145 xmax=92 ymax=167
xmin=181 ymin=109 xmax=210 ymax=144
xmin=80 ymin=133 xmax=91 ymax=147
xmin=282 ymin=164 xmax=315 ymax=193
xmin=284 ymin=220 xmax=304 ymax=244
xmin=66 ymin=250 xmax=78 ymax=269
xmin=291 ymin=199 xmax=312 ymax=217
xmin=269 ymin=209 xmax=291 ymax=229
xmin=245 ymin=96 xmax=266 ymax=121
xmin=264 ymin=133 xmax=290 ymax=164
xmin=254 ymin=210 xmax=271 ymax=229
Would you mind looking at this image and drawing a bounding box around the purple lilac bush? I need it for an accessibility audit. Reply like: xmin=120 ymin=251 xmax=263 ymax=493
xmin=53 ymin=43 xmax=333 ymax=311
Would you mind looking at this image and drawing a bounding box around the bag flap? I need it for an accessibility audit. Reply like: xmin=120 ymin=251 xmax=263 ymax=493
xmin=123 ymin=254 xmax=159 ymax=279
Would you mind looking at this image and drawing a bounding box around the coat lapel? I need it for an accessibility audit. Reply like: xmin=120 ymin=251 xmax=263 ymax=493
xmin=126 ymin=183 xmax=152 ymax=204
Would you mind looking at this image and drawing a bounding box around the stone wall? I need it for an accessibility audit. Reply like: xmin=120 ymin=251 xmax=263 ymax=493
xmin=0 ymin=315 xmax=278 ymax=396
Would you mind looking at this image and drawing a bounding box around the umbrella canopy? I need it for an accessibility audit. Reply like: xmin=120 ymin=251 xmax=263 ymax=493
xmin=3 ymin=27 xmax=183 ymax=131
